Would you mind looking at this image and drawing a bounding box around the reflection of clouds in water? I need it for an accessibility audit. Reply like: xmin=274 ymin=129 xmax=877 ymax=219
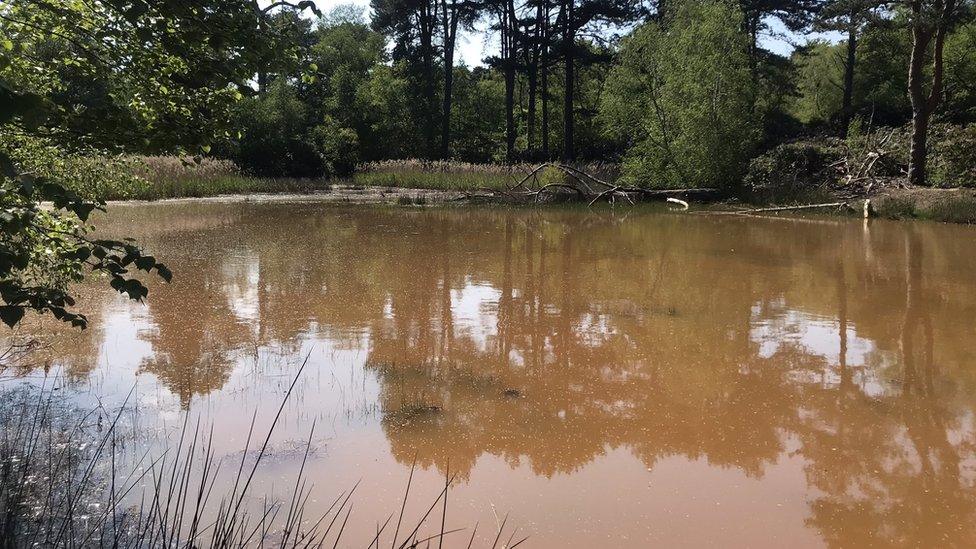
xmin=222 ymin=252 xmax=262 ymax=328
xmin=578 ymin=313 xmax=616 ymax=348
xmin=90 ymin=302 xmax=189 ymax=419
xmin=749 ymin=299 xmax=894 ymax=396
xmin=101 ymin=302 xmax=156 ymax=371
xmin=451 ymin=279 xmax=501 ymax=347
xmin=750 ymin=299 xmax=873 ymax=365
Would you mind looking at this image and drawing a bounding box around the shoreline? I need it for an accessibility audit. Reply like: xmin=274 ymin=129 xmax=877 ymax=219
xmin=102 ymin=182 xmax=976 ymax=224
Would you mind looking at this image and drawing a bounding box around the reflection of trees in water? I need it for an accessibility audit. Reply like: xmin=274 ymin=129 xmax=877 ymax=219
xmin=795 ymin=230 xmax=976 ymax=548
xmin=368 ymin=213 xmax=795 ymax=479
xmin=21 ymin=204 xmax=976 ymax=546
xmin=134 ymin=226 xmax=251 ymax=408
xmin=359 ymin=214 xmax=976 ymax=546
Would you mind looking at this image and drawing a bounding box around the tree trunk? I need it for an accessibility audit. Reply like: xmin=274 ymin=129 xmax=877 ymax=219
xmin=419 ymin=4 xmax=438 ymax=159
xmin=909 ymin=106 xmax=930 ymax=187
xmin=907 ymin=0 xmax=954 ymax=187
xmin=841 ymin=15 xmax=857 ymax=135
xmin=562 ymin=0 xmax=575 ymax=162
xmin=441 ymin=0 xmax=458 ymax=159
xmin=526 ymin=3 xmax=542 ymax=154
xmin=907 ymin=24 xmax=933 ymax=187
xmin=542 ymin=65 xmax=550 ymax=157
xmin=526 ymin=2 xmax=544 ymax=154
xmin=541 ymin=2 xmax=551 ymax=158
xmin=746 ymin=13 xmax=759 ymax=73
xmin=441 ymin=51 xmax=454 ymax=159
xmin=503 ymin=2 xmax=517 ymax=161
xmin=527 ymin=66 xmax=538 ymax=154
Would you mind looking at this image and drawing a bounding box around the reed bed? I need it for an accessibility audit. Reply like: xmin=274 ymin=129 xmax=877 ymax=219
xmin=123 ymin=156 xmax=332 ymax=200
xmin=0 ymin=359 xmax=525 ymax=548
xmin=113 ymin=155 xmax=621 ymax=199
xmin=358 ymin=160 xmax=621 ymax=192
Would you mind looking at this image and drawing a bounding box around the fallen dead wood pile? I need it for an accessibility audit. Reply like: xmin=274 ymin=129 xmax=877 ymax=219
xmin=702 ymin=199 xmax=874 ymax=218
xmin=459 ymin=163 xmax=719 ymax=206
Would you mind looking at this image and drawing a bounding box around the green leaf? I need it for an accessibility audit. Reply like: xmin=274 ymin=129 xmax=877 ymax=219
xmin=122 ymin=279 xmax=148 ymax=300
xmin=135 ymin=255 xmax=155 ymax=271
xmin=109 ymin=276 xmax=125 ymax=291
xmin=155 ymin=263 xmax=172 ymax=283
xmin=0 ymin=305 xmax=24 ymax=328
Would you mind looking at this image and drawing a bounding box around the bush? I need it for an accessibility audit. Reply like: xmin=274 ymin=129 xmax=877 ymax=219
xmin=313 ymin=118 xmax=359 ymax=178
xmin=0 ymin=135 xmax=150 ymax=200
xmin=600 ymin=0 xmax=758 ymax=190
xmin=928 ymin=123 xmax=976 ymax=188
xmin=238 ymin=136 xmax=324 ymax=178
xmin=744 ymin=140 xmax=843 ymax=202
xmin=233 ymin=82 xmax=325 ymax=178
xmin=845 ymin=121 xmax=976 ymax=188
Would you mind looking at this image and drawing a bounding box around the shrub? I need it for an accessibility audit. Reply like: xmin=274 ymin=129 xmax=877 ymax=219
xmin=313 ymin=118 xmax=359 ymax=178
xmin=0 ymin=135 xmax=150 ymax=200
xmin=238 ymin=136 xmax=324 ymax=178
xmin=233 ymin=82 xmax=325 ymax=178
xmin=744 ymin=140 xmax=843 ymax=202
xmin=845 ymin=121 xmax=976 ymax=188
xmin=928 ymin=123 xmax=976 ymax=188
xmin=600 ymin=0 xmax=759 ymax=190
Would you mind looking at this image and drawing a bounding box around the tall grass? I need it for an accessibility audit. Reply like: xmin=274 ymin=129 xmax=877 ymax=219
xmin=357 ymin=160 xmax=620 ymax=192
xmin=124 ymin=157 xmax=332 ymax=200
xmin=0 ymin=359 xmax=525 ymax=547
xmin=119 ymin=156 xmax=621 ymax=199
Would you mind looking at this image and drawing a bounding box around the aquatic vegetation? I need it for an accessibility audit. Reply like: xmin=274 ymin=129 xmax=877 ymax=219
xmin=0 ymin=365 xmax=519 ymax=547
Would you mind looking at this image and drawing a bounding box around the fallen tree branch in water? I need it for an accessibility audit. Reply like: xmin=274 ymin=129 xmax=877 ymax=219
xmin=706 ymin=202 xmax=852 ymax=216
xmin=461 ymin=163 xmax=718 ymax=206
xmin=667 ymin=197 xmax=690 ymax=210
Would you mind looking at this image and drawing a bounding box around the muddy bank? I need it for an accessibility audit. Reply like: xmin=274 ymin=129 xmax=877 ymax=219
xmin=870 ymin=186 xmax=976 ymax=224
xmin=108 ymin=182 xmax=976 ymax=224
xmin=109 ymin=184 xmax=467 ymax=205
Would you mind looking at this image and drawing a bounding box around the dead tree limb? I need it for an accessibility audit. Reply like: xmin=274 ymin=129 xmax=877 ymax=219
xmin=706 ymin=202 xmax=851 ymax=216
xmin=466 ymin=163 xmax=719 ymax=206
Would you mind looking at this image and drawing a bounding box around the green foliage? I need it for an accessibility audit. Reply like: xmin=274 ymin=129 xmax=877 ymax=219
xmin=234 ymin=82 xmax=324 ymax=178
xmin=451 ymin=70 xmax=506 ymax=162
xmin=313 ymin=118 xmax=360 ymax=178
xmin=0 ymin=0 xmax=318 ymax=327
xmin=847 ymin=121 xmax=976 ymax=188
xmin=789 ymin=41 xmax=846 ymax=124
xmin=853 ymin=18 xmax=912 ymax=125
xmin=601 ymin=0 xmax=759 ymax=189
xmin=945 ymin=20 xmax=976 ymax=123
xmin=0 ymin=151 xmax=171 ymax=328
xmin=927 ymin=123 xmax=976 ymax=188
xmin=0 ymin=135 xmax=150 ymax=200
xmin=355 ymin=64 xmax=426 ymax=159
xmin=787 ymin=15 xmax=976 ymax=128
xmin=744 ymin=140 xmax=844 ymax=202
xmin=0 ymin=1 xmax=308 ymax=154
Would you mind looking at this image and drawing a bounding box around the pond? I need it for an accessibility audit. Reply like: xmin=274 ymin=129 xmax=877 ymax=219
xmin=7 ymin=200 xmax=976 ymax=547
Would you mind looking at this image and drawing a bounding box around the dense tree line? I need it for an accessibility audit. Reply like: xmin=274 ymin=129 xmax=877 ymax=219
xmin=223 ymin=0 xmax=974 ymax=187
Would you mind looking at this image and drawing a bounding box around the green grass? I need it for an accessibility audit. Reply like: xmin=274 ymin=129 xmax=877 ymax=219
xmin=873 ymin=190 xmax=976 ymax=224
xmin=354 ymin=170 xmax=513 ymax=191
xmin=119 ymin=172 xmax=509 ymax=200
xmin=109 ymin=157 xmax=626 ymax=200
xmin=128 ymin=175 xmax=332 ymax=200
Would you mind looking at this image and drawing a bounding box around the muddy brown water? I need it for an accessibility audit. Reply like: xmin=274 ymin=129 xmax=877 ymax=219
xmin=7 ymin=200 xmax=976 ymax=547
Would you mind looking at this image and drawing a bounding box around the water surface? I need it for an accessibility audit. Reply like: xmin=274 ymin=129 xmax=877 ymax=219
xmin=10 ymin=201 xmax=976 ymax=547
